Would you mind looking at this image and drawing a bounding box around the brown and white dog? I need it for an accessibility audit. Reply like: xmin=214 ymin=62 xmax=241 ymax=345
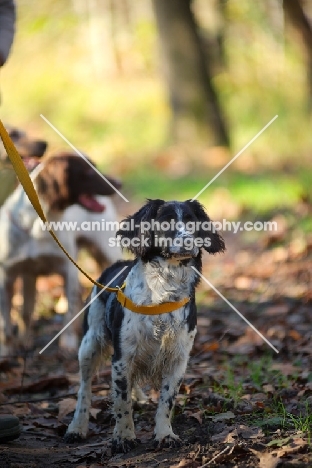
xmin=0 ymin=151 xmax=121 ymax=356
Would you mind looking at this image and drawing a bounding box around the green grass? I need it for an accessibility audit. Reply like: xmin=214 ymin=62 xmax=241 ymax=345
xmin=214 ymin=355 xmax=293 ymax=405
xmin=122 ymin=167 xmax=309 ymax=213
xmin=213 ymin=362 xmax=244 ymax=408
xmin=269 ymin=399 xmax=312 ymax=443
xmin=213 ymin=356 xmax=312 ymax=444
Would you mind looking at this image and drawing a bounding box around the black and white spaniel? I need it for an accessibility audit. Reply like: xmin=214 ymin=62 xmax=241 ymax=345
xmin=65 ymin=199 xmax=225 ymax=452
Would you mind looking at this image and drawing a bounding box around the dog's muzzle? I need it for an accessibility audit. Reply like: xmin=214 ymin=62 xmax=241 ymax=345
xmin=168 ymin=234 xmax=199 ymax=258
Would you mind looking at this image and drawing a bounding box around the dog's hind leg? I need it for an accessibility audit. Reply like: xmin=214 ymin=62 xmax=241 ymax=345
xmin=60 ymin=263 xmax=82 ymax=351
xmin=21 ymin=273 xmax=36 ymax=339
xmin=0 ymin=270 xmax=14 ymax=356
xmin=64 ymin=329 xmax=102 ymax=442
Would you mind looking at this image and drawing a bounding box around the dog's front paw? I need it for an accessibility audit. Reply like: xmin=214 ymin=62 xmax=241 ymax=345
xmin=64 ymin=431 xmax=84 ymax=443
xmin=153 ymin=433 xmax=182 ymax=449
xmin=112 ymin=437 xmax=141 ymax=454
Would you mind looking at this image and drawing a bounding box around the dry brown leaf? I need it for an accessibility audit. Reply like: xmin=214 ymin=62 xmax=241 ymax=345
xmin=33 ymin=417 xmax=65 ymax=431
xmin=288 ymin=329 xmax=302 ymax=340
xmin=90 ymin=408 xmax=101 ymax=419
xmin=249 ymin=450 xmax=281 ymax=468
xmin=201 ymin=341 xmax=219 ymax=352
xmin=58 ymin=398 xmax=77 ymax=420
xmin=263 ymin=305 xmax=289 ymax=317
xmin=237 ymin=424 xmax=264 ymax=439
xmin=170 ymin=459 xmax=200 ymax=468
xmin=250 ymin=437 xmax=308 ymax=468
xmin=211 ymin=426 xmax=236 ymax=443
xmin=234 ymin=276 xmax=253 ymax=290
xmin=278 ymin=438 xmax=307 ymax=454
xmin=4 ymin=375 xmax=70 ymax=394
xmin=271 ymin=363 xmax=299 ymax=375
xmin=189 ymin=411 xmax=203 ymax=425
xmin=224 ymin=429 xmax=239 ymax=443
xmin=263 ymin=384 xmax=275 ymax=393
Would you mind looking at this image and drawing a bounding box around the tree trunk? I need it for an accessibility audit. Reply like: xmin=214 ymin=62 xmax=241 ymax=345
xmin=283 ymin=0 xmax=312 ymax=108
xmin=152 ymin=0 xmax=229 ymax=146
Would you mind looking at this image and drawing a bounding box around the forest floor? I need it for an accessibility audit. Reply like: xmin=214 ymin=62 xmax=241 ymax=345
xmin=0 ymin=205 xmax=311 ymax=468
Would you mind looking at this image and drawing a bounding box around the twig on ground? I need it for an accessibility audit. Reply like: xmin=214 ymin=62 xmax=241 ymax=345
xmin=199 ymin=444 xmax=235 ymax=467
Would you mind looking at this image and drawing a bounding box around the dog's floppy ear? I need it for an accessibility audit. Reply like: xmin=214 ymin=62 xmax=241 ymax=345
xmin=186 ymin=199 xmax=225 ymax=254
xmin=117 ymin=199 xmax=165 ymax=257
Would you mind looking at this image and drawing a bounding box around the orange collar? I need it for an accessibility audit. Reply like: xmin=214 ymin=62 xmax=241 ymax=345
xmin=116 ymin=288 xmax=189 ymax=315
xmin=105 ymin=283 xmax=190 ymax=315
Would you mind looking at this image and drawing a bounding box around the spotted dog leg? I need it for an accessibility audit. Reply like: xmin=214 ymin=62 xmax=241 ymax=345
xmin=64 ymin=329 xmax=102 ymax=442
xmin=153 ymin=360 xmax=188 ymax=448
xmin=0 ymin=270 xmax=14 ymax=356
xmin=60 ymin=263 xmax=82 ymax=351
xmin=111 ymin=360 xmax=140 ymax=453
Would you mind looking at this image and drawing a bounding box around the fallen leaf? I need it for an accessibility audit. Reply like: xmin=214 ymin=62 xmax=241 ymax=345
xmin=170 ymin=459 xmax=200 ymax=467
xmin=33 ymin=417 xmax=66 ymax=431
xmin=4 ymin=375 xmax=70 ymax=394
xmin=90 ymin=407 xmax=101 ymax=419
xmin=211 ymin=426 xmax=236 ymax=443
xmin=288 ymin=329 xmax=302 ymax=340
xmin=249 ymin=449 xmax=281 ymax=468
xmin=234 ymin=276 xmax=253 ymax=289
xmin=201 ymin=341 xmax=219 ymax=352
xmin=210 ymin=411 xmax=235 ymax=422
xmin=250 ymin=437 xmax=308 ymax=468
xmin=185 ymin=410 xmax=203 ymax=424
xmin=262 ymin=384 xmax=275 ymax=393
xmin=237 ymin=425 xmax=264 ymax=439
xmin=58 ymin=398 xmax=77 ymax=420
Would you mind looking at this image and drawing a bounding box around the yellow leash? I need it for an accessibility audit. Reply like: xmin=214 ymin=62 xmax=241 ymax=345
xmin=0 ymin=119 xmax=189 ymax=315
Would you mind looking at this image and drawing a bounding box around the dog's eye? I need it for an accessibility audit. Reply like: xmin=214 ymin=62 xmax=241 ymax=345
xmin=9 ymin=130 xmax=20 ymax=139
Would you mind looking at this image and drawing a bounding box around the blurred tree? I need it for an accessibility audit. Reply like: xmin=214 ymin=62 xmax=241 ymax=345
xmin=151 ymin=0 xmax=229 ymax=146
xmin=283 ymin=0 xmax=312 ymax=108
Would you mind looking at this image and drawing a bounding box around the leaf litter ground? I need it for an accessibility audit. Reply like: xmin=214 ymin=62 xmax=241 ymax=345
xmin=0 ymin=212 xmax=312 ymax=468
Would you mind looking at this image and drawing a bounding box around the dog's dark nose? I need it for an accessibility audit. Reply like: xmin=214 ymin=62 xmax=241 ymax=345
xmin=32 ymin=140 xmax=48 ymax=157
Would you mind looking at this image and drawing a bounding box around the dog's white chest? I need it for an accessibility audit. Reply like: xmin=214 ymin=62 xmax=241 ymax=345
xmin=119 ymin=259 xmax=196 ymax=387
xmin=121 ymin=311 xmax=194 ymax=387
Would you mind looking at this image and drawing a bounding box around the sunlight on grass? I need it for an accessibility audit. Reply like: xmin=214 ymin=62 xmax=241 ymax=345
xmin=123 ymin=169 xmax=307 ymax=213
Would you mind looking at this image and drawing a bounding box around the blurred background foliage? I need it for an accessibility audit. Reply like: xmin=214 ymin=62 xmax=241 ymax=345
xmin=1 ymin=0 xmax=312 ymax=219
